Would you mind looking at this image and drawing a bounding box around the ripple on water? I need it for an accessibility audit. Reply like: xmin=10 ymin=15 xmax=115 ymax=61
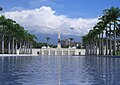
xmin=0 ymin=56 xmax=120 ymax=85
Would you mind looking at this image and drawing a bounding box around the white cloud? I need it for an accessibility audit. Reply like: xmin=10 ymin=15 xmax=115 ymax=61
xmin=4 ymin=6 xmax=98 ymax=36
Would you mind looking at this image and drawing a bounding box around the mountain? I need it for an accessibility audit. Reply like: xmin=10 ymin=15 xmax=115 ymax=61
xmin=34 ymin=33 xmax=82 ymax=45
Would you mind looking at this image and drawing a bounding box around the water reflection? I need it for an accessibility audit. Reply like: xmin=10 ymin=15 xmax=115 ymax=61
xmin=0 ymin=56 xmax=120 ymax=85
xmin=84 ymin=56 xmax=120 ymax=85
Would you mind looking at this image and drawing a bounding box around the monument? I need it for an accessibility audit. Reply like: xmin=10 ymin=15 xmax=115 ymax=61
xmin=57 ymin=32 xmax=61 ymax=48
xmin=32 ymin=31 xmax=85 ymax=55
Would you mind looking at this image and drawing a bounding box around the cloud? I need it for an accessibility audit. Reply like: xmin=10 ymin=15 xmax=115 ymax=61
xmin=4 ymin=6 xmax=98 ymax=36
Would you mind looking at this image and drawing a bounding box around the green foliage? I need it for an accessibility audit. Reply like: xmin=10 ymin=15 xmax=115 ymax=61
xmin=33 ymin=41 xmax=57 ymax=48
xmin=0 ymin=15 xmax=37 ymax=53
xmin=0 ymin=15 xmax=36 ymax=42
xmin=117 ymin=50 xmax=120 ymax=55
xmin=82 ymin=7 xmax=120 ymax=44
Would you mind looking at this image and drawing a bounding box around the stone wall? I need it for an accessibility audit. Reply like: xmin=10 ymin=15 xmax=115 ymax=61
xmin=32 ymin=48 xmax=85 ymax=56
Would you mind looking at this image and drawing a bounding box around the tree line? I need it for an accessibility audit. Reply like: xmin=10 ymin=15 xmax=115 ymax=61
xmin=0 ymin=15 xmax=36 ymax=54
xmin=82 ymin=7 xmax=120 ymax=55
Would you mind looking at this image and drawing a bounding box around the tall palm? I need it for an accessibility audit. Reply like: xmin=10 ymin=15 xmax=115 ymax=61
xmin=0 ymin=16 xmax=7 ymax=54
xmin=11 ymin=23 xmax=18 ymax=54
xmin=103 ymin=7 xmax=120 ymax=55
xmin=105 ymin=28 xmax=109 ymax=55
xmin=14 ymin=23 xmax=22 ymax=54
xmin=0 ymin=15 xmax=37 ymax=54
xmin=17 ymin=26 xmax=25 ymax=54
xmin=82 ymin=34 xmax=91 ymax=55
xmin=83 ymin=7 xmax=120 ymax=56
xmin=28 ymin=34 xmax=37 ymax=54
xmin=6 ymin=19 xmax=16 ymax=54
xmin=95 ymin=21 xmax=106 ymax=55
xmin=99 ymin=15 xmax=109 ymax=55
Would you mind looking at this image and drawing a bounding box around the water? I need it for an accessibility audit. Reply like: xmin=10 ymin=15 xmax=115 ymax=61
xmin=0 ymin=56 xmax=120 ymax=85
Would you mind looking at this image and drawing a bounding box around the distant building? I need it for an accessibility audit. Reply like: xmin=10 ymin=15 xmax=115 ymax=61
xmin=61 ymin=39 xmax=82 ymax=48
xmin=61 ymin=39 xmax=70 ymax=47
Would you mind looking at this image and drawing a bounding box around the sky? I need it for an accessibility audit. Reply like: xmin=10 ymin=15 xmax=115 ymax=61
xmin=0 ymin=0 xmax=120 ymax=43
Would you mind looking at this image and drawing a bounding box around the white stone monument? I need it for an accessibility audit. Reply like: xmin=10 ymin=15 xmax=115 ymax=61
xmin=57 ymin=32 xmax=61 ymax=48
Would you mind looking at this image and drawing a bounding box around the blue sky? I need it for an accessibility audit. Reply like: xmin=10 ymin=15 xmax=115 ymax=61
xmin=0 ymin=0 xmax=120 ymax=18
xmin=0 ymin=0 xmax=120 ymax=43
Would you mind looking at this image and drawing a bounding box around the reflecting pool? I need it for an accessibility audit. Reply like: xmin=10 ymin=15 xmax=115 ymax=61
xmin=0 ymin=56 xmax=120 ymax=85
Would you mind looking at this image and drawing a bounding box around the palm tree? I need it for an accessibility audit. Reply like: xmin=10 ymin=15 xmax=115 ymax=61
xmin=17 ymin=26 xmax=25 ymax=54
xmin=94 ymin=21 xmax=106 ymax=55
xmin=6 ymin=19 xmax=16 ymax=54
xmin=83 ymin=7 xmax=120 ymax=56
xmin=116 ymin=24 xmax=120 ymax=52
xmin=0 ymin=15 xmax=37 ymax=54
xmin=28 ymin=34 xmax=37 ymax=54
xmin=99 ymin=15 xmax=110 ymax=55
xmin=68 ymin=38 xmax=74 ymax=47
xmin=82 ymin=28 xmax=99 ymax=55
xmin=14 ymin=23 xmax=22 ymax=54
xmin=11 ymin=23 xmax=19 ymax=54
xmin=103 ymin=7 xmax=120 ymax=55
xmin=110 ymin=7 xmax=120 ymax=55
xmin=93 ymin=27 xmax=101 ymax=55
xmin=0 ymin=16 xmax=7 ymax=54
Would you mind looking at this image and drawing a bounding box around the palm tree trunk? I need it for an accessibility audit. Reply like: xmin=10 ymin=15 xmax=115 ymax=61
xmin=105 ymin=29 xmax=108 ymax=55
xmin=117 ymin=40 xmax=119 ymax=55
xmin=90 ymin=41 xmax=92 ymax=55
xmin=19 ymin=41 xmax=22 ymax=54
xmin=92 ymin=40 xmax=95 ymax=55
xmin=28 ymin=42 xmax=30 ymax=54
xmin=85 ymin=43 xmax=89 ymax=55
xmin=2 ymin=32 xmax=4 ymax=54
xmin=30 ymin=43 xmax=32 ymax=54
xmin=88 ymin=44 xmax=90 ymax=55
xmin=24 ymin=42 xmax=26 ymax=54
xmin=25 ymin=42 xmax=27 ymax=54
xmin=15 ymin=40 xmax=17 ymax=54
xmin=23 ymin=42 xmax=25 ymax=54
xmin=85 ymin=44 xmax=87 ymax=55
xmin=29 ymin=43 xmax=31 ymax=54
xmin=109 ymin=24 xmax=112 ymax=55
xmin=21 ymin=41 xmax=24 ymax=54
xmin=26 ymin=42 xmax=29 ymax=54
xmin=12 ymin=37 xmax=15 ymax=54
xmin=8 ymin=36 xmax=11 ymax=54
xmin=91 ymin=40 xmax=94 ymax=55
xmin=20 ymin=41 xmax=24 ymax=54
xmin=101 ymin=31 xmax=104 ymax=55
xmin=93 ymin=42 xmax=95 ymax=55
xmin=95 ymin=41 xmax=98 ymax=55
xmin=99 ymin=34 xmax=101 ymax=55
xmin=113 ymin=22 xmax=116 ymax=55
xmin=27 ymin=42 xmax=29 ymax=54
